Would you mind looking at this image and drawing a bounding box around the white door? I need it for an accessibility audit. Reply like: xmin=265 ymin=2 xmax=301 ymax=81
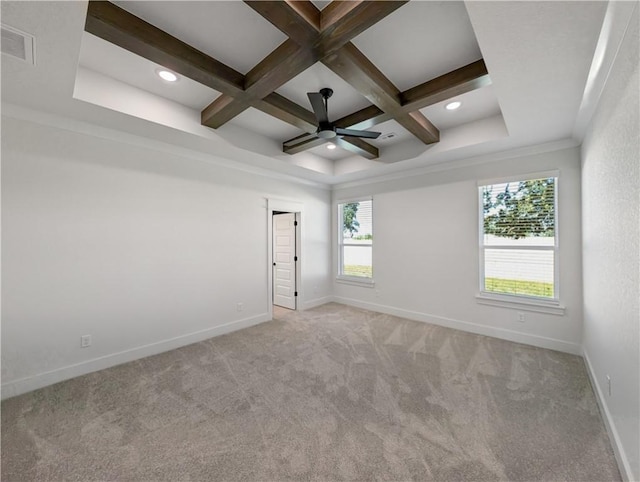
xmin=273 ymin=213 xmax=296 ymax=309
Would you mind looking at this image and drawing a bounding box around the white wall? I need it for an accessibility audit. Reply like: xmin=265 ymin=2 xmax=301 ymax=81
xmin=581 ymin=4 xmax=639 ymax=480
xmin=333 ymin=146 xmax=583 ymax=354
xmin=1 ymin=116 xmax=332 ymax=398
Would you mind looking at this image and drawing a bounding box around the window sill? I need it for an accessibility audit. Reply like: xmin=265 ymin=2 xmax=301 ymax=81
xmin=476 ymin=293 xmax=565 ymax=316
xmin=336 ymin=276 xmax=375 ymax=288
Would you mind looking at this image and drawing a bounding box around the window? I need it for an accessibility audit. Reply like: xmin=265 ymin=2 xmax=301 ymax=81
xmin=338 ymin=199 xmax=373 ymax=282
xmin=479 ymin=174 xmax=558 ymax=301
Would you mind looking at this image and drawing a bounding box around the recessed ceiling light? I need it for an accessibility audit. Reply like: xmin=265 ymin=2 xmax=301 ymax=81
xmin=326 ymin=143 xmax=336 ymax=150
xmin=445 ymin=101 xmax=461 ymax=111
xmin=156 ymin=69 xmax=178 ymax=82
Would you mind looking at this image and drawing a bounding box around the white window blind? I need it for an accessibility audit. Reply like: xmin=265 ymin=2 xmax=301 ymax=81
xmin=338 ymin=200 xmax=373 ymax=280
xmin=479 ymin=176 xmax=557 ymax=300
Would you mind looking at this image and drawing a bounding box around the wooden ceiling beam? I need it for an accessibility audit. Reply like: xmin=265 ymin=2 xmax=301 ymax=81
xmin=325 ymin=60 xmax=491 ymax=134
xmin=85 ymin=1 xmax=244 ymax=96
xmin=280 ymin=58 xmax=491 ymax=155
xmin=336 ymin=137 xmax=378 ymax=159
xmin=256 ymin=93 xmax=318 ymax=133
xmin=202 ymin=40 xmax=318 ymax=128
xmin=201 ymin=95 xmax=243 ymax=129
xmin=201 ymin=0 xmax=405 ymax=130
xmin=244 ymin=40 xmax=316 ymax=97
xmin=204 ymin=0 xmax=402 ymax=148
xmin=323 ymin=43 xmax=401 ymax=112
xmin=243 ymin=1 xmax=320 ymax=45
xmin=323 ymin=43 xmax=440 ymax=144
xmin=202 ymin=0 xmax=319 ymax=129
xmin=325 ymin=60 xmax=491 ymax=132
xmin=283 ymin=131 xmax=319 ymax=148
xmin=283 ymin=136 xmax=327 ymax=155
xmin=319 ymin=1 xmax=407 ymax=53
xmin=401 ymin=59 xmax=491 ymax=112
xmin=246 ymin=1 xmax=405 ymax=55
xmin=397 ymin=112 xmax=439 ymax=144
xmin=333 ymin=105 xmax=390 ymax=131
xmin=202 ymin=2 xmax=322 ymax=129
xmin=283 ymin=134 xmax=379 ymax=159
xmin=87 ymin=1 xmax=491 ymax=161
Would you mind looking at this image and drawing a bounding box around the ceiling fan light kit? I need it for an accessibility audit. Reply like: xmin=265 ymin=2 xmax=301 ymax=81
xmin=318 ymin=129 xmax=337 ymax=139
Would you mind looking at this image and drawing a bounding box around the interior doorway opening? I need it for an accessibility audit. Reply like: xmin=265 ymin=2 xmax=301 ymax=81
xmin=272 ymin=211 xmax=298 ymax=310
xmin=267 ymin=199 xmax=303 ymax=317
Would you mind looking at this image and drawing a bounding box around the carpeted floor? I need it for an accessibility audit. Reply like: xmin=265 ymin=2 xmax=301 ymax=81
xmin=2 ymin=303 xmax=620 ymax=481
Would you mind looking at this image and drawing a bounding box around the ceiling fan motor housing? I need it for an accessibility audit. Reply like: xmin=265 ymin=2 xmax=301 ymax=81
xmin=317 ymin=123 xmax=337 ymax=138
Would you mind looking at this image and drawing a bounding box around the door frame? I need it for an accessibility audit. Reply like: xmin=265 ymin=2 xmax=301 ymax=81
xmin=267 ymin=198 xmax=303 ymax=318
xmin=272 ymin=212 xmax=297 ymax=310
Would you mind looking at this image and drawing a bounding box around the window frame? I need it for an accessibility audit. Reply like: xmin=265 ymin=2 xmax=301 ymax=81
xmin=477 ymin=171 xmax=561 ymax=309
xmin=337 ymin=197 xmax=374 ymax=286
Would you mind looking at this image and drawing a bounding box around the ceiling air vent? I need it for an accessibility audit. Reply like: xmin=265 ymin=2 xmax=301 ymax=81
xmin=1 ymin=24 xmax=35 ymax=65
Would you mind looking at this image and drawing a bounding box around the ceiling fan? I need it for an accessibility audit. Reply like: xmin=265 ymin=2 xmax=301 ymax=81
xmin=306 ymin=88 xmax=381 ymax=141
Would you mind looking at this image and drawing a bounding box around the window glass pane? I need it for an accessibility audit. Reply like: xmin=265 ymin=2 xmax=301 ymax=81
xmin=482 ymin=178 xmax=555 ymax=246
xmin=343 ymin=246 xmax=372 ymax=278
xmin=480 ymin=176 xmax=557 ymax=300
xmin=484 ymin=248 xmax=554 ymax=297
xmin=342 ymin=200 xmax=372 ymax=244
xmin=339 ymin=200 xmax=373 ymax=279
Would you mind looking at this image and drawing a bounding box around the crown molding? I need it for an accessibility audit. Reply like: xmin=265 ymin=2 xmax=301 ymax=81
xmin=573 ymin=1 xmax=638 ymax=140
xmin=1 ymin=103 xmax=582 ymax=194
xmin=1 ymin=102 xmax=332 ymax=191
xmin=331 ymin=137 xmax=579 ymax=191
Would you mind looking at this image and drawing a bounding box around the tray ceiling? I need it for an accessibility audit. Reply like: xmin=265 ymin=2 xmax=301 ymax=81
xmin=1 ymin=0 xmax=610 ymax=185
xmin=77 ymin=1 xmax=499 ymax=167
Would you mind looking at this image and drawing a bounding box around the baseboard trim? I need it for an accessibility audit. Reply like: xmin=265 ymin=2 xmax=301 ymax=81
xmin=333 ymin=297 xmax=582 ymax=355
xmin=301 ymin=296 xmax=333 ymax=310
xmin=583 ymin=349 xmax=633 ymax=482
xmin=1 ymin=313 xmax=271 ymax=400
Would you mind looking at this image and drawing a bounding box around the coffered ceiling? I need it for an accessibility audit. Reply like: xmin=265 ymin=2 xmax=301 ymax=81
xmin=1 ymin=1 xmax=610 ymax=185
xmin=79 ymin=1 xmax=493 ymax=162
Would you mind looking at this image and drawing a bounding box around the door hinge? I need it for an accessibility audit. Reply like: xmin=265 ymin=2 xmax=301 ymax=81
xmin=294 ymin=256 xmax=298 ymax=262
xmin=294 ymin=291 xmax=298 ymax=297
xmin=294 ymin=221 xmax=298 ymax=226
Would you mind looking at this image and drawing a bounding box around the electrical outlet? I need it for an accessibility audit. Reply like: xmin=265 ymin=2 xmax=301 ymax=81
xmin=375 ymin=289 xmax=381 ymax=298
xmin=517 ymin=312 xmax=525 ymax=322
xmin=607 ymin=375 xmax=611 ymax=396
xmin=237 ymin=302 xmax=244 ymax=312
xmin=80 ymin=335 xmax=92 ymax=348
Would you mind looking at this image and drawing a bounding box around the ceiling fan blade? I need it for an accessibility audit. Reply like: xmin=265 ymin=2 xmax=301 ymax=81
xmin=307 ymin=92 xmax=328 ymax=124
xmin=335 ymin=127 xmax=381 ymax=139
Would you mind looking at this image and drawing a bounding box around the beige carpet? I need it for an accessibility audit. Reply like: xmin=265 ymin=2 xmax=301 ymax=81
xmin=2 ymin=303 xmax=620 ymax=481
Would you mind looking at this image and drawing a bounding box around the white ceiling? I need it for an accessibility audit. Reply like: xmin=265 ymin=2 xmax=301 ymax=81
xmin=351 ymin=1 xmax=483 ymax=92
xmin=75 ymin=0 xmax=502 ymax=163
xmin=421 ymin=85 xmax=502 ymax=131
xmin=276 ymin=62 xmax=373 ymax=122
xmin=1 ymin=1 xmax=611 ymax=186
xmin=111 ymin=1 xmax=287 ymax=74
xmin=79 ymin=32 xmax=220 ymax=110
